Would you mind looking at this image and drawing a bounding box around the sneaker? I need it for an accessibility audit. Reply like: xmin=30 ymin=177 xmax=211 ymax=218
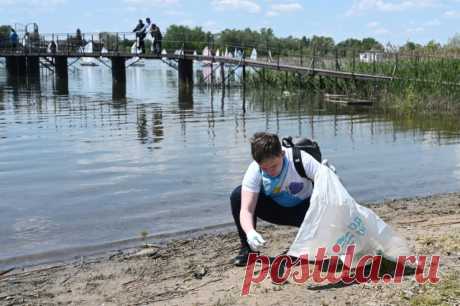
xmin=233 ymin=246 xmax=254 ymax=267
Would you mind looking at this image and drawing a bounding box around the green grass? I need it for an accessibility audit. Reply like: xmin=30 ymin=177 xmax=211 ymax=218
xmin=408 ymin=272 xmax=460 ymax=306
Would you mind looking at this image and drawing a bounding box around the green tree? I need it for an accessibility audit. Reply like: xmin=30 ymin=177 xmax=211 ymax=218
xmin=310 ymin=35 xmax=335 ymax=54
xmin=301 ymin=36 xmax=310 ymax=47
xmin=0 ymin=25 xmax=11 ymax=44
xmin=163 ymin=25 xmax=209 ymax=52
xmin=400 ymin=41 xmax=421 ymax=52
xmin=425 ymin=40 xmax=441 ymax=52
xmin=361 ymin=37 xmax=383 ymax=50
xmin=336 ymin=38 xmax=362 ymax=50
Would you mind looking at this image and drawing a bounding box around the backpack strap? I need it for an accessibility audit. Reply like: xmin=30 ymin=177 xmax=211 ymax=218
xmin=283 ymin=137 xmax=314 ymax=183
xmin=293 ymin=147 xmax=313 ymax=182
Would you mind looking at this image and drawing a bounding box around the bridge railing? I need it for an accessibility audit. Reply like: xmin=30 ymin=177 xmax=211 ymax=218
xmin=2 ymin=31 xmax=460 ymax=83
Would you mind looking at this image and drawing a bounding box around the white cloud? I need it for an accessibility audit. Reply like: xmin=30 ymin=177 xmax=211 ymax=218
xmin=266 ymin=2 xmax=303 ymax=17
xmin=211 ymin=0 xmax=261 ymax=14
xmin=406 ymin=26 xmax=424 ymax=34
xmin=203 ymin=20 xmax=221 ymax=32
xmin=367 ymin=21 xmax=379 ymax=28
xmin=425 ymin=18 xmax=441 ymax=26
xmin=366 ymin=21 xmax=389 ymax=35
xmin=444 ymin=10 xmax=460 ymax=17
xmin=373 ymin=27 xmax=390 ymax=35
xmin=347 ymin=0 xmax=437 ymax=16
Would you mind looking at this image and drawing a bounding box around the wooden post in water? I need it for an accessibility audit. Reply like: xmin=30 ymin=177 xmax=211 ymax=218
xmin=55 ymin=56 xmax=69 ymax=94
xmin=178 ymin=51 xmax=194 ymax=105
xmin=178 ymin=56 xmax=194 ymax=91
xmin=111 ymin=57 xmax=126 ymax=98
xmin=6 ymin=56 xmax=27 ymax=77
xmin=26 ymin=56 xmax=40 ymax=77
xmin=220 ymin=62 xmax=225 ymax=92
xmin=210 ymin=50 xmax=214 ymax=88
xmin=16 ymin=56 xmax=27 ymax=76
xmin=227 ymin=64 xmax=231 ymax=89
xmin=5 ymin=57 xmax=16 ymax=76
xmin=55 ymin=56 xmax=68 ymax=80
xmin=262 ymin=68 xmax=265 ymax=92
xmin=242 ymin=64 xmax=246 ymax=113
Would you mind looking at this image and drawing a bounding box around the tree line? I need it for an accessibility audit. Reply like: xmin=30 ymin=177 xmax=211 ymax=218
xmin=2 ymin=23 xmax=460 ymax=56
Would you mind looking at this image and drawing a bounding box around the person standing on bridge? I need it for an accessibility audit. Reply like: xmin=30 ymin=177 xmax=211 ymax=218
xmin=144 ymin=17 xmax=152 ymax=53
xmin=9 ymin=28 xmax=18 ymax=50
xmin=132 ymin=19 xmax=146 ymax=54
xmin=229 ymin=132 xmax=320 ymax=266
xmin=150 ymin=24 xmax=162 ymax=56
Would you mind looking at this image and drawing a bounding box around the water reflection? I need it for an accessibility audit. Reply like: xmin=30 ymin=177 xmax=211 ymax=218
xmin=54 ymin=77 xmax=69 ymax=96
xmin=153 ymin=107 xmax=163 ymax=144
xmin=178 ymin=87 xmax=193 ymax=110
xmin=1 ymin=65 xmax=460 ymax=263
xmin=135 ymin=104 xmax=164 ymax=147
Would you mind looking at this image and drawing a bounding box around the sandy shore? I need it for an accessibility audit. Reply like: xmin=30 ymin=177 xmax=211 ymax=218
xmin=1 ymin=193 xmax=459 ymax=305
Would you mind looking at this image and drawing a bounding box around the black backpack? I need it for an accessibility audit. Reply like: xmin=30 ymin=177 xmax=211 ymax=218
xmin=281 ymin=136 xmax=321 ymax=181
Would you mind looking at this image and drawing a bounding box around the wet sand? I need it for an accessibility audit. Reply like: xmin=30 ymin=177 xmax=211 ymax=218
xmin=1 ymin=193 xmax=459 ymax=305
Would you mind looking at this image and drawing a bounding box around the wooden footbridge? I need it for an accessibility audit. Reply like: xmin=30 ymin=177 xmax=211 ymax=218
xmin=0 ymin=31 xmax=410 ymax=98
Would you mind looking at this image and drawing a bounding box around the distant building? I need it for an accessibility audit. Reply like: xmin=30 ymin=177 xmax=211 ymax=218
xmin=359 ymin=51 xmax=384 ymax=63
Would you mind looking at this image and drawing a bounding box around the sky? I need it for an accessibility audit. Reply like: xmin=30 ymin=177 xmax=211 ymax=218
xmin=2 ymin=0 xmax=460 ymax=45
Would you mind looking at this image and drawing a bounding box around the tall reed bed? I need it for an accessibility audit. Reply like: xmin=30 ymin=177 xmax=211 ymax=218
xmin=238 ymin=53 xmax=460 ymax=114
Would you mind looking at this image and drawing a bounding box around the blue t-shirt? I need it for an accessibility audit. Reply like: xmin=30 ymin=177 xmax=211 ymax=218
xmin=242 ymin=148 xmax=320 ymax=207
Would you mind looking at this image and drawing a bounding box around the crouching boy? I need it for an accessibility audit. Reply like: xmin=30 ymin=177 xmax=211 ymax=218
xmin=230 ymin=132 xmax=320 ymax=266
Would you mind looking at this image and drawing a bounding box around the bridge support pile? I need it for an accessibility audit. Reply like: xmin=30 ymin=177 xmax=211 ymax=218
xmin=26 ymin=56 xmax=40 ymax=77
xmin=178 ymin=57 xmax=193 ymax=90
xmin=111 ymin=57 xmax=126 ymax=98
xmin=5 ymin=56 xmax=26 ymax=77
xmin=54 ymin=57 xmax=69 ymax=94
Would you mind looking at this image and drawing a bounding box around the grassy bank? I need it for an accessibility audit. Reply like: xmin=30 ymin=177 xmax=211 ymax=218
xmin=195 ymin=53 xmax=460 ymax=114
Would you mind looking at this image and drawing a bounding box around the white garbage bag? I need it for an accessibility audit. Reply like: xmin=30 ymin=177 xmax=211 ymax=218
xmin=288 ymin=164 xmax=410 ymax=268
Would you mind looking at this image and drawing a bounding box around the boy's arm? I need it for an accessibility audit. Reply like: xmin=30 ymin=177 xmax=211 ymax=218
xmin=240 ymin=190 xmax=259 ymax=234
xmin=240 ymin=161 xmax=266 ymax=250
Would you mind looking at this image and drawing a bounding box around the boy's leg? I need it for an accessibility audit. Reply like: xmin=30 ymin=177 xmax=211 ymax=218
xmin=255 ymin=197 xmax=309 ymax=228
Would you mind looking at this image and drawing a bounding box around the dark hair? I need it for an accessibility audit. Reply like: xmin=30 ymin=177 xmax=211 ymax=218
xmin=250 ymin=132 xmax=282 ymax=163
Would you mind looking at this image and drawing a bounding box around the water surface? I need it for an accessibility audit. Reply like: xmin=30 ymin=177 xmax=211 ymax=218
xmin=1 ymin=61 xmax=460 ymax=263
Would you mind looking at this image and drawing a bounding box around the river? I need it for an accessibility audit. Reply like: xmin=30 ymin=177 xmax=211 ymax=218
xmin=1 ymin=60 xmax=460 ymax=265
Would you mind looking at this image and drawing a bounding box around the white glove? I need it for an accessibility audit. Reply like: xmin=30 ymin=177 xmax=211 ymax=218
xmin=246 ymin=229 xmax=266 ymax=251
